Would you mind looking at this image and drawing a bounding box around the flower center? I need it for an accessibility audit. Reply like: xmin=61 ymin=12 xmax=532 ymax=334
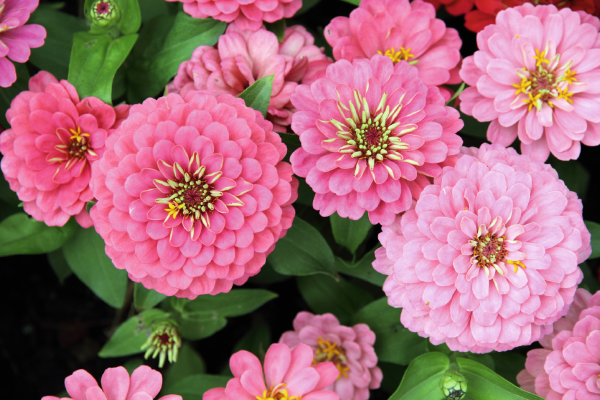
xmin=471 ymin=232 xmax=507 ymax=269
xmin=378 ymin=47 xmax=417 ymax=65
xmin=96 ymin=1 xmax=111 ymax=14
xmin=314 ymin=338 xmax=350 ymax=379
xmin=51 ymin=126 xmax=97 ymax=170
xmin=256 ymin=383 xmax=301 ymax=400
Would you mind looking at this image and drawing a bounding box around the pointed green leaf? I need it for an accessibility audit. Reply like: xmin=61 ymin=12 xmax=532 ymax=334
xmin=330 ymin=212 xmax=373 ymax=254
xmin=389 ymin=352 xmax=450 ymax=400
xmin=335 ymin=250 xmax=386 ymax=286
xmin=48 ymin=249 xmax=73 ymax=284
xmin=238 ymin=75 xmax=274 ymax=117
xmin=134 ymin=282 xmax=167 ymax=310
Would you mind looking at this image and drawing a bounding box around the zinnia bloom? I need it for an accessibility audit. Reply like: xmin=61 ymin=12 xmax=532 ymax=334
xmin=516 ymin=288 xmax=600 ymax=399
xmin=290 ymin=55 xmax=463 ymax=226
xmin=0 ymin=71 xmax=128 ymax=228
xmin=90 ymin=90 xmax=297 ymax=299
xmin=204 ymin=343 xmax=340 ymax=400
xmin=167 ymin=23 xmax=331 ymax=132
xmin=324 ymin=0 xmax=462 ymax=101
xmin=373 ymin=143 xmax=590 ymax=353
xmin=0 ymin=0 xmax=46 ymax=87
xmin=459 ymin=4 xmax=600 ymax=162
xmin=280 ymin=312 xmax=383 ymax=400
xmin=166 ymin=0 xmax=302 ymax=32
xmin=41 ymin=365 xmax=182 ymax=400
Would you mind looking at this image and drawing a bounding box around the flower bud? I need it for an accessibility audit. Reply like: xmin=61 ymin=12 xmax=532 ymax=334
xmin=88 ymin=0 xmax=120 ymax=28
xmin=440 ymin=370 xmax=467 ymax=400
xmin=140 ymin=321 xmax=182 ymax=368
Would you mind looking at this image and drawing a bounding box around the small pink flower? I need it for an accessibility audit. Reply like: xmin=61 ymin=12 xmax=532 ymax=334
xmin=0 ymin=0 xmax=46 ymax=87
xmin=204 ymin=343 xmax=340 ymax=400
xmin=280 ymin=312 xmax=383 ymax=400
xmin=0 ymin=71 xmax=127 ymax=228
xmin=290 ymin=55 xmax=463 ymax=226
xmin=373 ymin=143 xmax=590 ymax=353
xmin=166 ymin=0 xmax=302 ymax=32
xmin=90 ymin=90 xmax=297 ymax=299
xmin=167 ymin=23 xmax=331 ymax=132
xmin=517 ymin=288 xmax=600 ymax=399
xmin=459 ymin=3 xmax=600 ymax=162
xmin=41 ymin=365 xmax=182 ymax=400
xmin=324 ymin=0 xmax=462 ymax=101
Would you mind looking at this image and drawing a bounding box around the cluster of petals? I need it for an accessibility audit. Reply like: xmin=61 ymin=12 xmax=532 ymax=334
xmin=373 ymin=143 xmax=590 ymax=353
xmin=42 ymin=365 xmax=181 ymax=400
xmin=517 ymin=288 xmax=600 ymax=400
xmin=290 ymin=55 xmax=463 ymax=226
xmin=165 ymin=0 xmax=301 ymax=32
xmin=204 ymin=343 xmax=340 ymax=400
xmin=459 ymin=4 xmax=600 ymax=162
xmin=90 ymin=90 xmax=297 ymax=299
xmin=280 ymin=312 xmax=383 ymax=400
xmin=0 ymin=71 xmax=129 ymax=228
xmin=168 ymin=23 xmax=331 ymax=132
xmin=0 ymin=0 xmax=46 ymax=87
xmin=324 ymin=0 xmax=462 ymax=101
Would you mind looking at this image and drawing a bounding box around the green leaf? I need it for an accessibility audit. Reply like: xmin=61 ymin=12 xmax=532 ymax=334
xmin=123 ymin=358 xmax=145 ymax=374
xmin=278 ymin=132 xmax=301 ymax=156
xmin=295 ymin=177 xmax=315 ymax=207
xmin=456 ymin=357 xmax=544 ymax=400
xmin=68 ymin=32 xmax=139 ymax=104
xmin=99 ymin=309 xmax=169 ymax=357
xmin=353 ymin=298 xmax=428 ymax=366
xmin=460 ymin=112 xmax=489 ymax=139
xmin=161 ymin=374 xmax=230 ymax=400
xmin=62 ymin=226 xmax=129 ymax=308
xmin=298 ymin=274 xmax=373 ymax=324
xmin=490 ymin=352 xmax=526 ymax=386
xmin=117 ymin=0 xmax=142 ymax=34
xmin=134 ymin=282 xmax=167 ymax=310
xmin=267 ymin=216 xmax=336 ymax=277
xmin=0 ymin=213 xmax=77 ymax=257
xmin=238 ymin=75 xmax=274 ymax=117
xmin=233 ymin=317 xmax=271 ymax=360
xmin=0 ymin=62 xmax=29 ymax=128
xmin=139 ymin=0 xmax=177 ymax=21
xmin=163 ymin=342 xmax=206 ymax=389
xmin=549 ymin=157 xmax=590 ymax=200
xmin=579 ymin=261 xmax=600 ymax=293
xmin=389 ymin=352 xmax=450 ymax=400
xmin=335 ymin=250 xmax=386 ymax=286
xmin=265 ymin=19 xmax=286 ymax=42
xmin=330 ymin=212 xmax=373 ymax=254
xmin=340 ymin=0 xmax=360 ymax=5
xmin=585 ymin=220 xmax=600 ymax=259
xmin=48 ymin=249 xmax=73 ymax=284
xmin=296 ymin=0 xmax=321 ymax=15
xmin=446 ymin=82 xmax=466 ymax=106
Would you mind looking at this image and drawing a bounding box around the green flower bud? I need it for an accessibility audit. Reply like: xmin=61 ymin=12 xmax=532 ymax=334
xmin=440 ymin=370 xmax=467 ymax=400
xmin=89 ymin=0 xmax=120 ymax=28
xmin=140 ymin=321 xmax=182 ymax=368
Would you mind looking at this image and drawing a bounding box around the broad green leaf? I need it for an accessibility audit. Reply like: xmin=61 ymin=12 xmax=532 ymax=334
xmin=48 ymin=249 xmax=73 ymax=284
xmin=330 ymin=212 xmax=373 ymax=254
xmin=161 ymin=374 xmax=230 ymax=400
xmin=265 ymin=19 xmax=286 ymax=42
xmin=183 ymin=289 xmax=278 ymax=317
xmin=335 ymin=250 xmax=386 ymax=286
xmin=62 ymin=226 xmax=128 ymax=308
xmin=585 ymin=220 xmax=600 ymax=259
xmin=99 ymin=309 xmax=169 ymax=357
xmin=456 ymin=357 xmax=544 ymax=400
xmin=0 ymin=213 xmax=77 ymax=257
xmin=117 ymin=0 xmax=142 ymax=34
xmin=460 ymin=112 xmax=489 ymax=139
xmin=68 ymin=32 xmax=139 ymax=104
xmin=296 ymin=0 xmax=321 ymax=15
xmin=134 ymin=282 xmax=167 ymax=310
xmin=238 ymin=75 xmax=274 ymax=117
xmin=139 ymin=0 xmax=177 ymax=21
xmin=267 ymin=217 xmax=336 ymax=277
xmin=177 ymin=312 xmax=228 ymax=341
xmin=353 ymin=298 xmax=427 ymax=365
xmin=490 ymin=352 xmax=526 ymax=386
xmin=579 ymin=261 xmax=600 ymax=293
xmin=233 ymin=318 xmax=271 ymax=360
xmin=389 ymin=352 xmax=450 ymax=400
xmin=550 ymin=157 xmax=589 ymax=200
xmin=123 ymin=358 xmax=145 ymax=374
xmin=163 ymin=342 xmax=206 ymax=389
xmin=0 ymin=62 xmax=29 ymax=127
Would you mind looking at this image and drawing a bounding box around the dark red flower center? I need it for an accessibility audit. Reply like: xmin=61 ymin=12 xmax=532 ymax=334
xmin=96 ymin=1 xmax=111 ymax=14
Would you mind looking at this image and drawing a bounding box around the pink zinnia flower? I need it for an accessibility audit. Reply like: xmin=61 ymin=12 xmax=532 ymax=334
xmin=90 ymin=90 xmax=297 ymax=299
xmin=167 ymin=23 xmax=331 ymax=132
xmin=0 ymin=0 xmax=46 ymax=87
xmin=324 ymin=0 xmax=462 ymax=101
xmin=459 ymin=3 xmax=600 ymax=162
xmin=290 ymin=55 xmax=463 ymax=226
xmin=516 ymin=288 xmax=600 ymax=399
xmin=166 ymin=0 xmax=302 ymax=32
xmin=373 ymin=143 xmax=590 ymax=353
xmin=280 ymin=312 xmax=383 ymax=400
xmin=41 ymin=365 xmax=182 ymax=400
xmin=0 ymin=71 xmax=128 ymax=228
xmin=204 ymin=343 xmax=340 ymax=400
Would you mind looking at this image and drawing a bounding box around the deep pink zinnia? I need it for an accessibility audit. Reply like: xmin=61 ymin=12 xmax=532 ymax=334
xmin=290 ymin=55 xmax=463 ymax=226
xmin=90 ymin=90 xmax=297 ymax=299
xmin=459 ymin=3 xmax=600 ymax=162
xmin=41 ymin=365 xmax=182 ymax=400
xmin=0 ymin=71 xmax=129 ymax=228
xmin=165 ymin=0 xmax=302 ymax=32
xmin=204 ymin=343 xmax=340 ymax=400
xmin=324 ymin=0 xmax=463 ymax=101
xmin=373 ymin=143 xmax=591 ymax=353
xmin=167 ymin=23 xmax=332 ymax=132
xmin=280 ymin=312 xmax=383 ymax=400
xmin=517 ymin=289 xmax=600 ymax=399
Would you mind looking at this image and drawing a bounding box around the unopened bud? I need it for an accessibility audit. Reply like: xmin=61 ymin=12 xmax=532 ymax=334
xmin=440 ymin=370 xmax=467 ymax=400
xmin=89 ymin=0 xmax=120 ymax=28
xmin=140 ymin=321 xmax=182 ymax=368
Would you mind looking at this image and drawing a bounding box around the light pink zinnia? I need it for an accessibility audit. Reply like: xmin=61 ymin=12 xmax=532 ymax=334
xmin=0 ymin=0 xmax=46 ymax=87
xmin=204 ymin=343 xmax=340 ymax=400
xmin=41 ymin=365 xmax=182 ymax=400
xmin=459 ymin=3 xmax=600 ymax=162
xmin=324 ymin=0 xmax=462 ymax=101
xmin=0 ymin=71 xmax=129 ymax=228
xmin=90 ymin=90 xmax=297 ymax=299
xmin=290 ymin=55 xmax=463 ymax=226
xmin=280 ymin=312 xmax=383 ymax=400
xmin=167 ymin=23 xmax=331 ymax=132
xmin=166 ymin=0 xmax=302 ymax=32
xmin=516 ymin=288 xmax=600 ymax=399
xmin=373 ymin=143 xmax=591 ymax=353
